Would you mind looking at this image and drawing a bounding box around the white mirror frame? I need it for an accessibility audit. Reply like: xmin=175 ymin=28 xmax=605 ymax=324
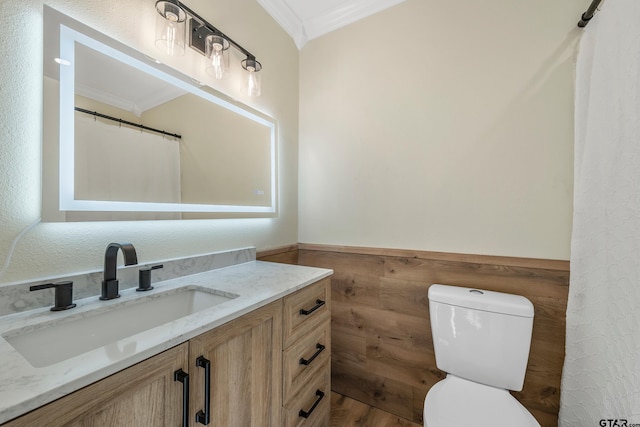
xmin=45 ymin=6 xmax=277 ymax=218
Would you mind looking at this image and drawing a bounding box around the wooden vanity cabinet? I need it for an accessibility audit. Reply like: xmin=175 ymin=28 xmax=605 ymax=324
xmin=2 ymin=342 xmax=190 ymax=427
xmin=2 ymin=278 xmax=331 ymax=427
xmin=189 ymin=300 xmax=283 ymax=427
xmin=2 ymin=301 xmax=282 ymax=427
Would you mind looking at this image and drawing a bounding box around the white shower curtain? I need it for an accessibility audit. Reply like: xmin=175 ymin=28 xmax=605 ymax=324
xmin=560 ymin=0 xmax=640 ymax=425
xmin=74 ymin=112 xmax=182 ymax=204
xmin=70 ymin=113 xmax=183 ymax=220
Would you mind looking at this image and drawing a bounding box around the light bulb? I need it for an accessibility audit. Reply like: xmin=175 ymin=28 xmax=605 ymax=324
xmin=205 ymin=35 xmax=229 ymax=79
xmin=247 ymin=68 xmax=258 ymax=95
xmin=163 ymin=22 xmax=179 ymax=55
xmin=241 ymin=58 xmax=262 ymax=97
xmin=165 ymin=10 xmax=179 ymax=22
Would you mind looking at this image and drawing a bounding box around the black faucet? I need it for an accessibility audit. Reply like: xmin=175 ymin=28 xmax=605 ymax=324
xmin=137 ymin=264 xmax=163 ymax=292
xmin=30 ymin=281 xmax=76 ymax=311
xmin=101 ymin=242 xmax=138 ymax=300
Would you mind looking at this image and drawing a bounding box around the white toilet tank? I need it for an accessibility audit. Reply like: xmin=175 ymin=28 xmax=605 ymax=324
xmin=428 ymin=284 xmax=534 ymax=391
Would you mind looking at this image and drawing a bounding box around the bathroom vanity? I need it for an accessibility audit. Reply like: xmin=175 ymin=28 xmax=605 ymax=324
xmin=0 ymin=261 xmax=332 ymax=427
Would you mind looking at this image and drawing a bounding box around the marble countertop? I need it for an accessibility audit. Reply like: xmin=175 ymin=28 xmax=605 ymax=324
xmin=0 ymin=261 xmax=332 ymax=424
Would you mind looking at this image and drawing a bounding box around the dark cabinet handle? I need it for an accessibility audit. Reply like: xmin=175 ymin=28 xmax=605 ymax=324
xmin=195 ymin=356 xmax=211 ymax=425
xmin=174 ymin=369 xmax=189 ymax=427
xmin=298 ymin=389 xmax=325 ymax=419
xmin=299 ymin=299 xmax=325 ymax=316
xmin=299 ymin=343 xmax=326 ymax=366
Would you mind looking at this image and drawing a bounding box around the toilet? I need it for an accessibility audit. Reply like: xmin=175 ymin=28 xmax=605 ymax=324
xmin=424 ymin=284 xmax=541 ymax=427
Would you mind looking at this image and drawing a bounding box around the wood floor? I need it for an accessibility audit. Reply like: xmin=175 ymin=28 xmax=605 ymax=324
xmin=330 ymin=392 xmax=423 ymax=427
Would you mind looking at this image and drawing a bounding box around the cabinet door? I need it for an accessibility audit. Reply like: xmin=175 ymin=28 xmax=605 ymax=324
xmin=189 ymin=300 xmax=283 ymax=427
xmin=3 ymin=343 xmax=189 ymax=427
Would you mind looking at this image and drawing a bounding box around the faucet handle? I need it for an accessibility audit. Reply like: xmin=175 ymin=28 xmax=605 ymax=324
xmin=30 ymin=281 xmax=77 ymax=311
xmin=137 ymin=264 xmax=163 ymax=292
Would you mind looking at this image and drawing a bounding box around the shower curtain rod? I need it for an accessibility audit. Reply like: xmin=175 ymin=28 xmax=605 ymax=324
xmin=75 ymin=107 xmax=182 ymax=139
xmin=578 ymin=0 xmax=604 ymax=27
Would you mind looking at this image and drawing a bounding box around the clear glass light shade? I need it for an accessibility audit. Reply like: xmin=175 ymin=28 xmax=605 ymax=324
xmin=155 ymin=0 xmax=187 ymax=56
xmin=241 ymin=58 xmax=262 ymax=97
xmin=205 ymin=35 xmax=230 ymax=79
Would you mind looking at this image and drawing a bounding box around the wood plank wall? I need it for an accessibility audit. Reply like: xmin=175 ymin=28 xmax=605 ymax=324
xmin=257 ymin=245 xmax=299 ymax=265
xmin=257 ymin=244 xmax=570 ymax=427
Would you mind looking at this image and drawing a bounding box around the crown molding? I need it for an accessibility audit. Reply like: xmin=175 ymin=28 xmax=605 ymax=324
xmin=258 ymin=0 xmax=406 ymax=49
xmin=302 ymin=0 xmax=406 ymax=42
xmin=256 ymin=0 xmax=308 ymax=49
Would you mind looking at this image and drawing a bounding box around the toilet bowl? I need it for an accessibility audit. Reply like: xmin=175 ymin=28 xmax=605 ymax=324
xmin=424 ymin=284 xmax=541 ymax=427
xmin=423 ymin=375 xmax=539 ymax=426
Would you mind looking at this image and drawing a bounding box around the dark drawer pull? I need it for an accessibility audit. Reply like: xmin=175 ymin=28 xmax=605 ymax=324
xmin=299 ymin=299 xmax=325 ymax=316
xmin=174 ymin=369 xmax=189 ymax=427
xmin=298 ymin=389 xmax=325 ymax=419
xmin=195 ymin=356 xmax=211 ymax=425
xmin=299 ymin=343 xmax=326 ymax=366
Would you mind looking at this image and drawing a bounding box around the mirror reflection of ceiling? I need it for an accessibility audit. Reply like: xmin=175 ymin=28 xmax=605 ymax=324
xmin=75 ymin=43 xmax=186 ymax=117
xmin=257 ymin=0 xmax=408 ymax=48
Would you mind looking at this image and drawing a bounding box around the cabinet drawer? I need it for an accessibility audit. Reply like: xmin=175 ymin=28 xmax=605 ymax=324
xmin=283 ymin=278 xmax=330 ymax=345
xmin=283 ymin=369 xmax=330 ymax=427
xmin=283 ymin=321 xmax=330 ymax=400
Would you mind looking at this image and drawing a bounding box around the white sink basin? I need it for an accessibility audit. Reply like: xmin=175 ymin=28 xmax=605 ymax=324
xmin=3 ymin=286 xmax=238 ymax=368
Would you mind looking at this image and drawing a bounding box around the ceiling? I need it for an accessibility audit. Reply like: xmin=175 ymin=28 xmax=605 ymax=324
xmin=256 ymin=0 xmax=407 ymax=49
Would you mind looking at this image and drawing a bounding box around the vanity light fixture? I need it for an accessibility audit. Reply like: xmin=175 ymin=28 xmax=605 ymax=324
xmin=154 ymin=0 xmax=262 ymax=96
xmin=155 ymin=0 xmax=187 ymax=56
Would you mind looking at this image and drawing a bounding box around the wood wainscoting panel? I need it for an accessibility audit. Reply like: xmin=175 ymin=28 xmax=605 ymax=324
xmin=257 ymin=245 xmax=300 ymax=265
xmin=298 ymin=244 xmax=569 ymax=427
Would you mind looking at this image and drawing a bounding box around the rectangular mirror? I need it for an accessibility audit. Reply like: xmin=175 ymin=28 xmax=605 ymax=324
xmin=42 ymin=6 xmax=277 ymax=221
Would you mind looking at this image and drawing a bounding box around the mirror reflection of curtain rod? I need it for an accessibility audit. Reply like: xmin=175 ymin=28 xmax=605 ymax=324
xmin=75 ymin=107 xmax=182 ymax=139
xmin=578 ymin=0 xmax=604 ymax=27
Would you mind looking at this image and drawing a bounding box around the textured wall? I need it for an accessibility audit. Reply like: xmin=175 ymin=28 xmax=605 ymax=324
xmin=299 ymin=0 xmax=587 ymax=260
xmin=0 ymin=0 xmax=298 ymax=284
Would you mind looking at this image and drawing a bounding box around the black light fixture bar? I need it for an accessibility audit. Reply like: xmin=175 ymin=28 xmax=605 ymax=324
xmin=578 ymin=0 xmax=604 ymax=27
xmin=177 ymin=1 xmax=257 ymax=60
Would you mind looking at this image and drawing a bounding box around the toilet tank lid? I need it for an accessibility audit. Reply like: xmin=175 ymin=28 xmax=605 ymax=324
xmin=428 ymin=284 xmax=534 ymax=318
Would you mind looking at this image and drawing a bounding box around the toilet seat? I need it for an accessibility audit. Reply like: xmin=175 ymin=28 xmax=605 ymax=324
xmin=423 ymin=375 xmax=540 ymax=427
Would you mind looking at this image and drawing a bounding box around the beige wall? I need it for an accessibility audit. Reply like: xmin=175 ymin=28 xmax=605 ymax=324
xmin=0 ymin=0 xmax=298 ymax=283
xmin=299 ymin=0 xmax=586 ymax=260
xmin=143 ymin=94 xmax=273 ymax=207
